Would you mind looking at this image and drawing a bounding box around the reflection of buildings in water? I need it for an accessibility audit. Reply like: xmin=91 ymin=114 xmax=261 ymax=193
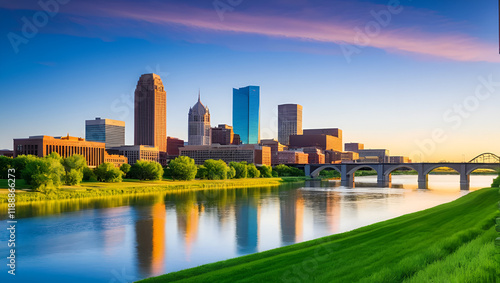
xmin=176 ymin=200 xmax=200 ymax=260
xmin=280 ymin=191 xmax=304 ymax=245
xmin=303 ymin=191 xmax=341 ymax=235
xmin=99 ymin=206 xmax=130 ymax=256
xmin=135 ymin=202 xmax=166 ymax=278
xmin=325 ymin=193 xmax=341 ymax=234
xmin=235 ymin=198 xmax=260 ymax=254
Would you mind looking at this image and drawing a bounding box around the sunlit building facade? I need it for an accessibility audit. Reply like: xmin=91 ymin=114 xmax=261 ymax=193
xmin=85 ymin=117 xmax=125 ymax=149
xmin=134 ymin=73 xmax=167 ymax=152
xmin=13 ymin=135 xmax=105 ymax=167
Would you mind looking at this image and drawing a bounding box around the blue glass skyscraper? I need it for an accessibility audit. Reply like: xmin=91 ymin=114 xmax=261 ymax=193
xmin=233 ymin=86 xmax=260 ymax=144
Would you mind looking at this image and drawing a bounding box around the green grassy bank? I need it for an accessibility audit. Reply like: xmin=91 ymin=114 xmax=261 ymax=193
xmin=140 ymin=187 xmax=500 ymax=283
xmin=0 ymin=178 xmax=288 ymax=204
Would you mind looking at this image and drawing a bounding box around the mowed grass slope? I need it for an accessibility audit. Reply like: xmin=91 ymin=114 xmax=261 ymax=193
xmin=140 ymin=188 xmax=500 ymax=283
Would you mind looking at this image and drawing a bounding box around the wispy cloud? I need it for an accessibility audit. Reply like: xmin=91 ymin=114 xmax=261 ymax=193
xmin=3 ymin=0 xmax=498 ymax=62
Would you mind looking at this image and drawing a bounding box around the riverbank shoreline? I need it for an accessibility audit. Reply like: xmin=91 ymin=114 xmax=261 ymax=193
xmin=0 ymin=178 xmax=299 ymax=204
xmin=139 ymin=187 xmax=499 ymax=283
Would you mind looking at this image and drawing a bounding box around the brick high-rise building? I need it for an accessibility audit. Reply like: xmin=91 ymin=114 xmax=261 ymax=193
xmin=167 ymin=137 xmax=185 ymax=156
xmin=278 ymin=104 xmax=303 ymax=145
xmin=260 ymin=139 xmax=286 ymax=165
xmin=134 ymin=73 xmax=167 ymax=152
xmin=211 ymin=124 xmax=234 ymax=145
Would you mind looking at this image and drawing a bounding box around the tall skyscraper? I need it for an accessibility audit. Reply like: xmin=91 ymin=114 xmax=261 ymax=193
xmin=85 ymin=117 xmax=125 ymax=149
xmin=188 ymin=93 xmax=211 ymax=145
xmin=278 ymin=104 xmax=303 ymax=145
xmin=134 ymin=73 xmax=167 ymax=152
xmin=233 ymin=86 xmax=260 ymax=144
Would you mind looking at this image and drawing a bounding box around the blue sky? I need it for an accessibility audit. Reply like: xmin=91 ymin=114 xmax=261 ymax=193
xmin=0 ymin=0 xmax=499 ymax=161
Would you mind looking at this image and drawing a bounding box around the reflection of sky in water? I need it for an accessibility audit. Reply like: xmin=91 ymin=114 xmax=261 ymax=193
xmin=0 ymin=175 xmax=494 ymax=282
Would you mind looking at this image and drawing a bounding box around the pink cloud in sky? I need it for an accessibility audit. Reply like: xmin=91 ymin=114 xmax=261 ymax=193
xmin=3 ymin=0 xmax=499 ymax=62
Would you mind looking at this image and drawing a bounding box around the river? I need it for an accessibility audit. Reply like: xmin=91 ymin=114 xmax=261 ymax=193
xmin=0 ymin=175 xmax=495 ymax=282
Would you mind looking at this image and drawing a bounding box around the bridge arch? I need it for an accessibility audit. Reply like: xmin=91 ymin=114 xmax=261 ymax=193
xmin=423 ymin=164 xmax=461 ymax=176
xmin=310 ymin=165 xmax=341 ymax=178
xmin=469 ymin=153 xmax=500 ymax=163
xmin=466 ymin=164 xmax=500 ymax=175
xmin=347 ymin=164 xmax=378 ymax=176
xmin=384 ymin=164 xmax=418 ymax=177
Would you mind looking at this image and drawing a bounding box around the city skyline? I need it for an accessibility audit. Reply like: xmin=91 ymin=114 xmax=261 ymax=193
xmin=1 ymin=0 xmax=499 ymax=161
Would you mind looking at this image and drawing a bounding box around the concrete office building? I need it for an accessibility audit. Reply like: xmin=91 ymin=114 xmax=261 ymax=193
xmin=358 ymin=149 xmax=390 ymax=163
xmin=109 ymin=145 xmax=159 ymax=165
xmin=167 ymin=137 xmax=184 ymax=156
xmin=289 ymin=134 xmax=342 ymax=152
xmin=188 ymin=94 xmax=211 ymax=146
xmin=13 ymin=135 xmax=105 ymax=168
xmin=278 ymin=104 xmax=303 ymax=145
xmin=233 ymin=86 xmax=260 ymax=144
xmin=212 ymin=124 xmax=235 ymax=145
xmin=259 ymin=139 xmax=287 ymax=165
xmin=180 ymin=144 xmax=271 ymax=166
xmin=85 ymin=117 xmax=125 ymax=149
xmin=134 ymin=73 xmax=167 ymax=152
xmin=277 ymin=150 xmax=309 ymax=164
xmin=345 ymin=143 xmax=364 ymax=153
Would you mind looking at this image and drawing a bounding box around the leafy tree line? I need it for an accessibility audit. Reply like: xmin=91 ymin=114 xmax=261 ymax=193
xmin=0 ymin=154 xmax=304 ymax=191
xmin=164 ymin=156 xmax=303 ymax=181
xmin=0 ymin=154 xmax=163 ymax=192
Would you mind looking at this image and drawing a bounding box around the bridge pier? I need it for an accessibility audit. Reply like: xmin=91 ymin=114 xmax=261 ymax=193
xmin=418 ymin=173 xmax=428 ymax=189
xmin=305 ymin=165 xmax=311 ymax=178
xmin=460 ymin=173 xmax=470 ymax=191
xmin=340 ymin=164 xmax=354 ymax=187
xmin=377 ymin=165 xmax=390 ymax=187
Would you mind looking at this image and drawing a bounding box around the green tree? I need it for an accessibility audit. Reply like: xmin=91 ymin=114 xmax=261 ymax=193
xmin=22 ymin=156 xmax=65 ymax=192
xmin=289 ymin=167 xmax=305 ymax=177
xmin=229 ymin=161 xmax=248 ymax=179
xmin=95 ymin=163 xmax=123 ymax=183
xmin=196 ymin=165 xmax=208 ymax=180
xmin=120 ymin=163 xmax=131 ymax=177
xmin=0 ymin=156 xmax=12 ymax=179
xmin=13 ymin=155 xmax=38 ymax=179
xmin=61 ymin=154 xmax=87 ymax=185
xmin=204 ymin=159 xmax=228 ymax=180
xmin=168 ymin=156 xmax=198 ymax=181
xmin=82 ymin=167 xmax=97 ymax=182
xmin=227 ymin=166 xmax=236 ymax=179
xmin=163 ymin=165 xmax=173 ymax=179
xmin=247 ymin=163 xmax=260 ymax=178
xmin=65 ymin=169 xmax=83 ymax=186
xmin=128 ymin=160 xmax=164 ymax=181
xmin=258 ymin=165 xmax=273 ymax=178
xmin=47 ymin=152 xmax=62 ymax=160
xmin=273 ymin=164 xmax=291 ymax=177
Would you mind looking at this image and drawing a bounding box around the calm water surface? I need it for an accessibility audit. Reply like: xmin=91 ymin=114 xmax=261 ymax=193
xmin=0 ymin=175 xmax=494 ymax=282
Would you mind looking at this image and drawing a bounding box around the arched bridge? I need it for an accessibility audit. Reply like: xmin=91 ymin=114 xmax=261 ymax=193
xmin=299 ymin=162 xmax=500 ymax=190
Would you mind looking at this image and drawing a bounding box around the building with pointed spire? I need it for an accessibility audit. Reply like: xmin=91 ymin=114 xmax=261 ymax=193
xmin=188 ymin=92 xmax=211 ymax=145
